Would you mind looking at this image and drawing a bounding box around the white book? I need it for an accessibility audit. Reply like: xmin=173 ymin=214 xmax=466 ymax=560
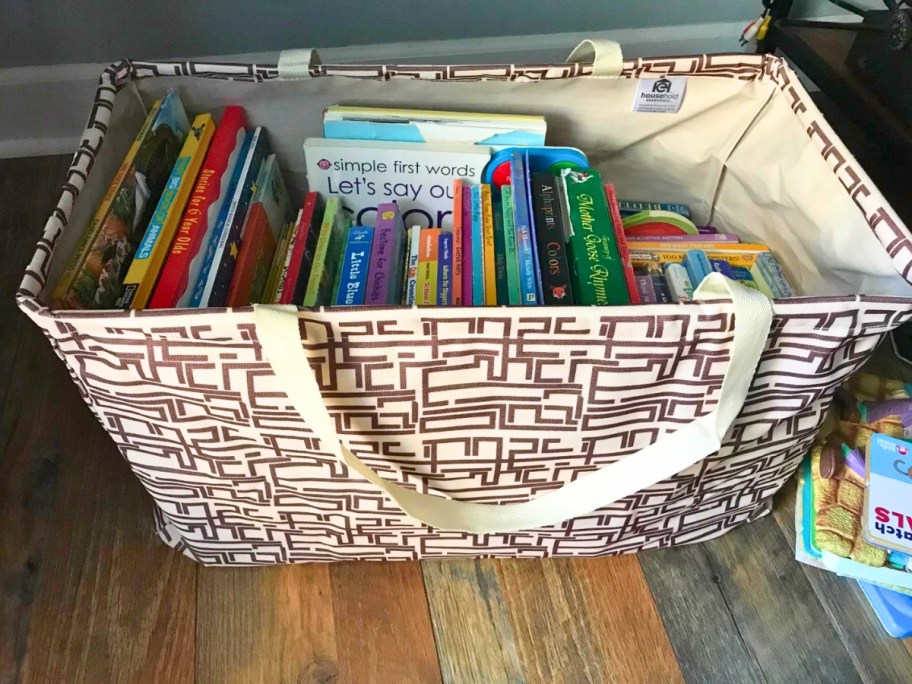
xmin=404 ymin=226 xmax=421 ymax=306
xmin=303 ymin=138 xmax=491 ymax=230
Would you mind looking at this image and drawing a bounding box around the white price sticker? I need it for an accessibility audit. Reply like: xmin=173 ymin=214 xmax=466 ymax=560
xmin=633 ymin=77 xmax=687 ymax=114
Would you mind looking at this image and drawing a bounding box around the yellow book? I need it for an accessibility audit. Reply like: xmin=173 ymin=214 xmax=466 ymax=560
xmin=53 ymin=100 xmax=162 ymax=306
xmin=120 ymin=113 xmax=216 ymax=309
xmin=265 ymin=213 xmax=298 ymax=303
xmin=481 ymin=184 xmax=497 ymax=306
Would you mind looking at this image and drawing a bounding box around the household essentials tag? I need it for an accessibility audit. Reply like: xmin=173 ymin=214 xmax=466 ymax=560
xmin=632 ymin=77 xmax=687 ymax=114
xmin=863 ymin=432 xmax=912 ymax=555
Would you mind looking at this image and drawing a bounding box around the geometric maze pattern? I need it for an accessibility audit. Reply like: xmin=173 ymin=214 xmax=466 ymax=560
xmin=16 ymin=52 xmax=912 ymax=564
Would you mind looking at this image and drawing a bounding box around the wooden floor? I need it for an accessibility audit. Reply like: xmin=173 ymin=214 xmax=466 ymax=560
xmin=3 ymin=154 xmax=912 ymax=684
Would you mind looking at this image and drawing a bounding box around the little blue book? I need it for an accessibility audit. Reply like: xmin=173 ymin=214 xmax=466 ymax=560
xmin=335 ymin=226 xmax=374 ymax=306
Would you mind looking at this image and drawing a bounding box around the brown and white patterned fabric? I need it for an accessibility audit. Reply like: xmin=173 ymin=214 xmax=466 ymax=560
xmin=16 ymin=52 xmax=912 ymax=564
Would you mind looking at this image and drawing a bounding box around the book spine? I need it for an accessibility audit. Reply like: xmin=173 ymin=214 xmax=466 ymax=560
xmin=664 ymin=263 xmax=693 ymax=302
xmin=122 ymin=113 xmax=216 ymax=309
xmin=710 ymin=258 xmax=735 ymax=278
xmin=438 ymin=231 xmax=453 ymax=305
xmin=618 ymin=200 xmax=691 ymax=218
xmin=561 ymin=169 xmax=629 ymax=306
xmin=651 ymin=274 xmax=673 ymax=303
xmin=755 ymin=252 xmax=796 ymax=297
xmin=470 ymin=186 xmax=485 ymax=306
xmin=627 ymin=234 xmax=740 ymax=243
xmin=492 ymin=197 xmax=508 ymax=304
xmin=636 ymin=275 xmax=656 ymax=303
xmin=274 ymin=216 xmax=300 ymax=304
xmin=604 ymin=183 xmax=639 ymax=305
xmin=264 ymin=215 xmax=295 ymax=304
xmin=55 ymin=100 xmax=162 ymax=307
xmin=731 ymin=266 xmax=761 ymax=292
xmin=303 ymin=198 xmax=349 ymax=307
xmin=682 ymin=249 xmax=712 ymax=287
xmin=451 ymin=180 xmax=464 ymax=305
xmin=501 ymin=186 xmax=521 ymax=306
xmin=747 ymin=263 xmax=775 ymax=298
xmin=531 ymin=172 xmax=574 ymax=305
xmin=280 ymin=193 xmax=322 ymax=305
xmin=510 ymin=152 xmax=539 ymax=305
xmin=150 ymin=107 xmax=246 ymax=309
xmin=364 ymin=203 xmax=404 ymax=305
xmin=417 ymin=227 xmax=440 ymax=306
xmin=404 ymin=227 xmax=421 ymax=305
xmin=481 ymin=184 xmax=497 ymax=306
xmin=226 ymin=205 xmax=276 ymax=306
xmin=335 ymin=226 xmax=374 ymax=306
xmin=461 ymin=188 xmax=474 ymax=305
xmin=522 ymin=152 xmax=545 ymax=304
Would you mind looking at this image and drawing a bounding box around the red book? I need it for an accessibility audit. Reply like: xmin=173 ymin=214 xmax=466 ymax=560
xmin=149 ymin=106 xmax=247 ymax=308
xmin=226 ymin=204 xmax=276 ymax=306
xmin=604 ymin=183 xmax=640 ymax=305
xmin=279 ymin=193 xmax=324 ymax=305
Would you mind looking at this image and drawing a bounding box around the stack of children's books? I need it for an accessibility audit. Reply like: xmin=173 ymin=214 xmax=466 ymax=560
xmin=52 ymin=94 xmax=797 ymax=310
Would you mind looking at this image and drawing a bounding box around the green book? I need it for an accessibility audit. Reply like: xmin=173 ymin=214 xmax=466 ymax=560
xmin=303 ymin=197 xmax=350 ymax=307
xmin=560 ymin=168 xmax=629 ymax=305
xmin=492 ymin=197 xmax=508 ymax=304
xmin=501 ymin=186 xmax=521 ymax=306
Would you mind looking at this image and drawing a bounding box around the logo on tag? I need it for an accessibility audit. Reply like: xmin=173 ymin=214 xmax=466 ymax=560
xmin=633 ymin=77 xmax=687 ymax=114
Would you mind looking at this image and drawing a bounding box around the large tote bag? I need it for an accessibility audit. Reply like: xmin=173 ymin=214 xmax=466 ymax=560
xmin=17 ymin=40 xmax=912 ymax=565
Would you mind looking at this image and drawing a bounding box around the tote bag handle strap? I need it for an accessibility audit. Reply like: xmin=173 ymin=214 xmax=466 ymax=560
xmin=252 ymin=274 xmax=772 ymax=533
xmin=277 ymin=48 xmax=323 ymax=79
xmin=566 ymin=39 xmax=624 ymax=77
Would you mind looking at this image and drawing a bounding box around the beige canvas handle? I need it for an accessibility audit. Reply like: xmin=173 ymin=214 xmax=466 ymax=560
xmin=252 ymin=274 xmax=772 ymax=533
xmin=565 ymin=39 xmax=624 ymax=77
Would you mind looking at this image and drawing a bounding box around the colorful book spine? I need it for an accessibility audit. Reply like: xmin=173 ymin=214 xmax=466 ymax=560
xmin=263 ymin=214 xmax=296 ymax=303
xmin=492 ymin=197 xmax=508 ymax=304
xmin=531 ymin=172 xmax=574 ymax=305
xmin=481 ymin=184 xmax=497 ymax=306
xmin=627 ymin=234 xmax=740 ymax=243
xmin=121 ymin=114 xmax=216 ymax=309
xmin=417 ymin=228 xmax=440 ymax=306
xmin=732 ymin=266 xmax=762 ymax=292
xmin=604 ymin=183 xmax=639 ymax=305
xmin=651 ymin=274 xmax=673 ymax=303
xmin=470 ymin=186 xmax=485 ymax=306
xmin=280 ymin=193 xmax=324 ymax=305
xmin=636 ymin=275 xmax=657 ymax=303
xmin=303 ymin=197 xmax=350 ymax=307
xmin=364 ymin=203 xmax=406 ymax=305
xmin=452 ymin=180 xmax=464 ymax=305
xmin=55 ymin=100 xmax=163 ymax=308
xmin=509 ymin=151 xmax=539 ymax=305
xmin=335 ymin=226 xmax=374 ymax=306
xmin=682 ymin=249 xmax=713 ymax=287
xmin=522 ymin=151 xmax=545 ymax=304
xmin=404 ymin=226 xmax=420 ymax=305
xmin=664 ymin=263 xmax=693 ymax=302
xmin=461 ymin=188 xmax=473 ymax=306
xmin=710 ymin=258 xmax=735 ymax=278
xmin=225 ymin=204 xmax=277 ymax=306
xmin=500 ymin=186 xmax=521 ymax=306
xmin=149 ymin=106 xmax=246 ymax=309
xmin=755 ymin=252 xmax=796 ymax=297
xmin=618 ymin=200 xmax=691 ymax=218
xmin=560 ymin=168 xmax=630 ymax=306
xmin=438 ymin=231 xmax=453 ymax=305
xmin=273 ymin=216 xmax=300 ymax=304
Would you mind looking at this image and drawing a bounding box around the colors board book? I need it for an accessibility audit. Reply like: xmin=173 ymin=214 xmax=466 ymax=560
xmin=121 ymin=113 xmax=216 ymax=309
xmin=509 ymin=151 xmax=539 ymax=305
xmin=303 ymin=137 xmax=490 ymax=230
xmin=335 ymin=226 xmax=374 ymax=306
xmin=364 ymin=202 xmax=407 ymax=305
xmin=470 ymin=185 xmax=485 ymax=306
xmin=500 ymin=185 xmax=521 ymax=306
xmin=150 ymin=106 xmax=247 ymax=309
xmin=404 ymin=226 xmax=421 ymax=305
xmin=461 ymin=187 xmax=473 ymax=306
xmin=530 ymin=171 xmax=574 ymax=305
xmin=438 ymin=231 xmax=453 ymax=305
xmin=417 ymin=227 xmax=440 ymax=306
xmin=481 ymin=184 xmax=497 ymax=306
xmin=280 ymin=193 xmax=324 ymax=305
xmin=451 ymin=180 xmax=464 ymax=305
xmin=303 ymin=197 xmax=350 ymax=307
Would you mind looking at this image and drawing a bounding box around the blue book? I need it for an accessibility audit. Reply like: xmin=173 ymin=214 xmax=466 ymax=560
xmin=471 ymin=185 xmax=485 ymax=306
xmin=522 ymin=150 xmax=545 ymax=304
xmin=710 ymin=258 xmax=735 ymax=278
xmin=192 ymin=127 xmax=271 ymax=307
xmin=682 ymin=249 xmax=712 ymax=286
xmin=334 ymin=226 xmax=374 ymax=306
xmin=438 ymin=231 xmax=453 ymax=305
xmin=509 ymin=150 xmax=539 ymax=305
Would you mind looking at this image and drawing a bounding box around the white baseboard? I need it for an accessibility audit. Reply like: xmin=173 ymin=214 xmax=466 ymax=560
xmin=0 ymin=18 xmax=847 ymax=159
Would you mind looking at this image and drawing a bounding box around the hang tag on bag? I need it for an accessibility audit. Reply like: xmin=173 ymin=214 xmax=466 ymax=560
xmin=632 ymin=77 xmax=687 ymax=113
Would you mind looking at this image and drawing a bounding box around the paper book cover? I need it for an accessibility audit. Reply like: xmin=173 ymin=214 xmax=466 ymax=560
xmin=121 ymin=113 xmax=216 ymax=309
xmin=417 ymin=227 xmax=440 ymax=306
xmin=303 ymin=138 xmax=489 ymax=230
xmin=710 ymin=258 xmax=735 ymax=278
xmin=755 ymin=252 xmax=796 ymax=297
xmin=245 ymin=154 xmax=293 ymax=302
xmin=604 ymin=183 xmax=639 ymax=305
xmin=560 ymin=168 xmax=629 ymax=306
xmin=192 ymin=127 xmax=271 ymax=307
xmin=481 ymin=184 xmax=497 ymax=306
xmin=531 ymin=172 xmax=574 ymax=305
xmin=510 ymin=152 xmax=539 ymax=305
xmin=636 ymin=275 xmax=656 ymax=303
xmin=150 ymin=106 xmax=247 ymax=309
xmin=303 ymin=197 xmax=350 ymax=307
xmin=618 ymin=200 xmax=691 ymax=218
xmin=365 ymin=203 xmax=407 ymax=305
xmin=323 ymin=106 xmax=546 ymax=147
xmin=59 ymin=91 xmax=190 ymax=309
xmin=682 ymin=250 xmax=713 ymax=288
xmin=451 ymin=180 xmax=464 ymax=305
xmin=335 ymin=226 xmax=374 ymax=306
xmin=280 ymin=193 xmax=325 ymax=305
xmin=55 ymin=100 xmax=162 ymax=308
xmin=651 ymin=273 xmax=673 ymax=303
xmin=438 ymin=231 xmax=453 ymax=305
xmin=664 ymin=263 xmax=694 ymax=302
xmin=404 ymin=226 xmax=421 ymax=305
xmin=500 ymin=185 xmax=521 ymax=306
xmin=470 ymin=186 xmax=485 ymax=306
xmin=461 ymin=187 xmax=474 ymax=306
xmin=225 ymin=204 xmax=277 ymax=306
xmin=492 ymin=197 xmax=508 ymax=304
xmin=264 ymin=213 xmax=297 ymax=303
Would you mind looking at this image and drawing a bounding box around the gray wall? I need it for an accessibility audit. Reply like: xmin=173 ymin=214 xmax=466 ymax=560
xmin=1 ymin=0 xmax=855 ymax=68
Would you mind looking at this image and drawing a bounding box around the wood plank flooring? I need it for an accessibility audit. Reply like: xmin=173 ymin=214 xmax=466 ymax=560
xmin=2 ymin=155 xmax=910 ymax=684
